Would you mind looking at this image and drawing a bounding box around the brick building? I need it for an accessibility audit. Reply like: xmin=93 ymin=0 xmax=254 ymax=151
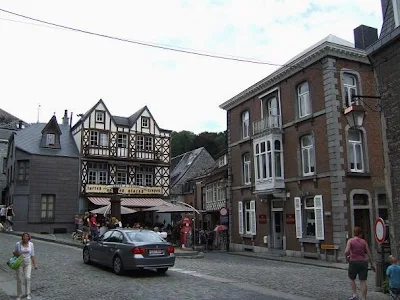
xmin=367 ymin=0 xmax=400 ymax=257
xmin=220 ymin=32 xmax=387 ymax=261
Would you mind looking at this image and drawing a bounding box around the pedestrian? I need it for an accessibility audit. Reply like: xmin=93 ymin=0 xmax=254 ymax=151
xmin=386 ymin=255 xmax=400 ymax=299
xmin=0 ymin=205 xmax=6 ymax=224
xmin=6 ymin=204 xmax=15 ymax=231
xmin=344 ymin=226 xmax=375 ymax=300
xmin=81 ymin=212 xmax=90 ymax=243
xmin=89 ymin=213 xmax=99 ymax=240
xmin=13 ymin=232 xmax=38 ymax=300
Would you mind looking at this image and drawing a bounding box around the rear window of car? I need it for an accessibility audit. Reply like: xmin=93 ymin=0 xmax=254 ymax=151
xmin=126 ymin=231 xmax=165 ymax=243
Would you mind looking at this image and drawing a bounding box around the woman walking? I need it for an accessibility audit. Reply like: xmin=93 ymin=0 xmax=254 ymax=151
xmin=344 ymin=226 xmax=375 ymax=300
xmin=13 ymin=232 xmax=38 ymax=300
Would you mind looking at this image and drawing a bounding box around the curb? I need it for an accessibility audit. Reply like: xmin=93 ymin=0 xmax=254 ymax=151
xmin=1 ymin=231 xmax=203 ymax=258
xmin=224 ymin=251 xmax=348 ymax=270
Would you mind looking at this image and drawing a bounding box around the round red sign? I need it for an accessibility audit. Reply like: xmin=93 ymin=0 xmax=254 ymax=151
xmin=219 ymin=207 xmax=228 ymax=216
xmin=374 ymin=217 xmax=386 ymax=244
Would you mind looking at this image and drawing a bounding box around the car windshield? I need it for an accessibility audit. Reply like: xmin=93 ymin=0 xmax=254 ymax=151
xmin=126 ymin=230 xmax=165 ymax=243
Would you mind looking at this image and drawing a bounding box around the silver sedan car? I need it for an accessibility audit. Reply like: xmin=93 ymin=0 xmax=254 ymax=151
xmin=83 ymin=228 xmax=175 ymax=275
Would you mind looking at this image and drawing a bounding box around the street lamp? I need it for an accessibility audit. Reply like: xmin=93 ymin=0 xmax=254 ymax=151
xmin=344 ymin=105 xmax=365 ymax=128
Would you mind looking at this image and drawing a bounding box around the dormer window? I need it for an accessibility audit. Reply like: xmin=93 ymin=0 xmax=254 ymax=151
xmin=96 ymin=111 xmax=105 ymax=123
xmin=141 ymin=117 xmax=150 ymax=128
xmin=46 ymin=133 xmax=55 ymax=146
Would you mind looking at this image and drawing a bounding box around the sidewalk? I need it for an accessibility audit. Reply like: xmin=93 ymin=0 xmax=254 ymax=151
xmin=2 ymin=231 xmax=204 ymax=258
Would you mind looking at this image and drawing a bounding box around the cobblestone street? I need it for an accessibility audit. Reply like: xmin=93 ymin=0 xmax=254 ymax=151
xmin=0 ymin=233 xmax=389 ymax=300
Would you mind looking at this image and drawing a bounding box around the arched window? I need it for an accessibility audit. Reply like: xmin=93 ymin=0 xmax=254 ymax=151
xmin=241 ymin=111 xmax=249 ymax=139
xmin=343 ymin=73 xmax=358 ymax=107
xmin=297 ymin=82 xmax=311 ymax=118
xmin=301 ymin=135 xmax=315 ymax=176
xmin=242 ymin=153 xmax=251 ymax=185
xmin=348 ymin=129 xmax=364 ymax=172
xmin=274 ymin=140 xmax=282 ymax=177
xmin=267 ymin=97 xmax=279 ymax=127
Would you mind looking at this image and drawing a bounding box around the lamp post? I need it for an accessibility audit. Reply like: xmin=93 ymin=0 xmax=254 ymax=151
xmin=174 ymin=201 xmax=201 ymax=249
xmin=110 ymin=186 xmax=121 ymax=220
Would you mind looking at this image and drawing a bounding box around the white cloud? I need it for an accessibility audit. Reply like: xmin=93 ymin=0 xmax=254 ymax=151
xmin=0 ymin=0 xmax=383 ymax=133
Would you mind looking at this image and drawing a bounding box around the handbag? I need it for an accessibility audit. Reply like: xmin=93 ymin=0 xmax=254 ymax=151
xmin=7 ymin=255 xmax=24 ymax=270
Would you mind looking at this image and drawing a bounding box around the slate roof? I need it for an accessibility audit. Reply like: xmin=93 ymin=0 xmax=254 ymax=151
xmin=170 ymin=147 xmax=215 ymax=187
xmin=0 ymin=108 xmax=19 ymax=125
xmin=380 ymin=0 xmax=396 ymax=38
xmin=15 ymin=122 xmax=79 ymax=158
xmin=0 ymin=128 xmax=14 ymax=140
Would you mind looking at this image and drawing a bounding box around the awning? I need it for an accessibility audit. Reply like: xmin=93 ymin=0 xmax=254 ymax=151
xmin=87 ymin=197 xmax=169 ymax=208
xmin=88 ymin=197 xmax=110 ymax=206
xmin=143 ymin=204 xmax=194 ymax=213
xmin=121 ymin=198 xmax=169 ymax=207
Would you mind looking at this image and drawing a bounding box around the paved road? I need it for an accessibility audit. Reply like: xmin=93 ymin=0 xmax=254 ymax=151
xmin=0 ymin=234 xmax=388 ymax=300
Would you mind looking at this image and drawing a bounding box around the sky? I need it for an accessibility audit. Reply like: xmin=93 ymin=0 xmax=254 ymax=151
xmin=0 ymin=0 xmax=384 ymax=134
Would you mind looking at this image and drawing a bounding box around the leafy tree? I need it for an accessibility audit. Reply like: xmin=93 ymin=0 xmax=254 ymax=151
xmin=171 ymin=130 xmax=227 ymax=158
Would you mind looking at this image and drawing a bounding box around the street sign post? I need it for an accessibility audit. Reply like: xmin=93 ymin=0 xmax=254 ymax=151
xmin=375 ymin=217 xmax=386 ymax=244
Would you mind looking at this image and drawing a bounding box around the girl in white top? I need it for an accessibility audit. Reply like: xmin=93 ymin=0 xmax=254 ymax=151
xmin=13 ymin=232 xmax=38 ymax=300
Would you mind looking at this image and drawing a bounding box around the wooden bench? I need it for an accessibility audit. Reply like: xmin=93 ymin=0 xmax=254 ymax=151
xmin=321 ymin=244 xmax=339 ymax=262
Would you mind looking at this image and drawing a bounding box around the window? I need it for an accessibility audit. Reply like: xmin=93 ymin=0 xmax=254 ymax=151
xmin=88 ymin=163 xmax=108 ymax=184
xmin=242 ymin=111 xmax=249 ymax=139
xmin=141 ymin=117 xmax=150 ymax=128
xmin=267 ymin=97 xmax=279 ymax=127
xmin=254 ymin=142 xmax=267 ymax=180
xmin=137 ymin=136 xmax=144 ymax=150
xmin=301 ymin=135 xmax=315 ymax=176
xmin=145 ymin=136 xmax=153 ymax=151
xmin=96 ymin=111 xmax=105 ymax=123
xmin=46 ymin=133 xmax=55 ymax=146
xmin=348 ymin=129 xmax=364 ymax=172
xmin=297 ymin=82 xmax=311 ymax=118
xmin=17 ymin=160 xmax=29 ymax=181
xmin=294 ymin=195 xmax=324 ymax=239
xmin=238 ymin=200 xmax=256 ymax=235
xmin=117 ymin=134 xmax=128 ymax=148
xmin=90 ymin=131 xmax=99 ymax=146
xmin=274 ymin=140 xmax=282 ymax=177
xmin=343 ymin=73 xmax=358 ymax=107
xmin=41 ymin=194 xmax=55 ymax=220
xmin=3 ymin=157 xmax=7 ymax=174
xmin=217 ymin=155 xmax=227 ymax=167
xmin=394 ymin=0 xmax=400 ymax=27
xmin=99 ymin=133 xmax=108 ymax=147
xmin=243 ymin=153 xmax=251 ymax=185
xmin=136 ymin=167 xmax=153 ymax=186
xmin=116 ymin=166 xmax=127 ymax=185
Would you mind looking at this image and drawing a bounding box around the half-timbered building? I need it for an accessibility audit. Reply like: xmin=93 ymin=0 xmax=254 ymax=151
xmin=71 ymin=100 xmax=171 ymax=220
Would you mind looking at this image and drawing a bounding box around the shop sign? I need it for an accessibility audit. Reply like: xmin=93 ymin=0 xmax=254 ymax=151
xmin=286 ymin=214 xmax=295 ymax=224
xmin=85 ymin=184 xmax=162 ymax=195
xmin=259 ymin=214 xmax=267 ymax=224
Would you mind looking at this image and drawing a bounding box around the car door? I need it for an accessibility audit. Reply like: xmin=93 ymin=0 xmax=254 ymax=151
xmin=101 ymin=231 xmax=124 ymax=267
xmin=91 ymin=230 xmax=113 ymax=263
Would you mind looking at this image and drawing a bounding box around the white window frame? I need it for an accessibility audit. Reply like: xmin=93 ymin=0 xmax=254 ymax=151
xmin=137 ymin=136 xmax=144 ymax=150
xmin=88 ymin=163 xmax=108 ymax=184
xmin=145 ymin=136 xmax=153 ymax=151
xmin=238 ymin=200 xmax=256 ymax=235
xmin=46 ymin=133 xmax=55 ymax=146
xmin=243 ymin=153 xmax=251 ymax=185
xmin=41 ymin=194 xmax=55 ymax=220
xmin=294 ymin=195 xmax=324 ymax=240
xmin=348 ymin=129 xmax=365 ymax=173
xmin=95 ymin=111 xmax=105 ymax=123
xmin=343 ymin=73 xmax=358 ymax=107
xmin=254 ymin=142 xmax=267 ymax=180
xmin=301 ymin=135 xmax=315 ymax=176
xmin=268 ymin=97 xmax=280 ymax=127
xmin=116 ymin=166 xmax=127 ymax=185
xmin=242 ymin=111 xmax=249 ymax=139
xmin=297 ymin=82 xmax=311 ymax=118
xmin=274 ymin=140 xmax=283 ymax=178
xmin=136 ymin=167 xmax=153 ymax=186
xmin=393 ymin=0 xmax=400 ymax=27
xmin=90 ymin=131 xmax=99 ymax=146
xmin=99 ymin=132 xmax=108 ymax=147
xmin=118 ymin=134 xmax=128 ymax=149
xmin=141 ymin=117 xmax=150 ymax=128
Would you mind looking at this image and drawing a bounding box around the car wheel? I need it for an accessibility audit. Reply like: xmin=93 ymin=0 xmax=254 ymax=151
xmin=83 ymin=247 xmax=91 ymax=264
xmin=157 ymin=268 xmax=168 ymax=274
xmin=113 ymin=255 xmax=124 ymax=275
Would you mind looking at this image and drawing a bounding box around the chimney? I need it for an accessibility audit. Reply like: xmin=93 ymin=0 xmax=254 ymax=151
xmin=353 ymin=25 xmax=378 ymax=50
xmin=18 ymin=120 xmax=23 ymax=129
xmin=62 ymin=109 xmax=69 ymax=126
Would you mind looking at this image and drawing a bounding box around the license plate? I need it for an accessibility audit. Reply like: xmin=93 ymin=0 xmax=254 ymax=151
xmin=149 ymin=249 xmax=164 ymax=256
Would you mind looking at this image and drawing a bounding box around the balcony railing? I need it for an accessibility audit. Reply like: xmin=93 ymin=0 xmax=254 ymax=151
xmin=252 ymin=115 xmax=282 ymax=135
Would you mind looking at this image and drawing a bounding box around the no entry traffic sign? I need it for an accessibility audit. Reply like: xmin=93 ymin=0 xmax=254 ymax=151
xmin=375 ymin=217 xmax=386 ymax=244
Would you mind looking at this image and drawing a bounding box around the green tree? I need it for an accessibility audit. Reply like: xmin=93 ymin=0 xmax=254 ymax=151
xmin=171 ymin=131 xmax=196 ymax=157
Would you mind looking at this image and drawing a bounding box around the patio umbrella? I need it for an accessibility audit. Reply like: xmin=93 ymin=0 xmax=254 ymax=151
xmin=214 ymin=224 xmax=228 ymax=231
xmin=90 ymin=205 xmax=137 ymax=215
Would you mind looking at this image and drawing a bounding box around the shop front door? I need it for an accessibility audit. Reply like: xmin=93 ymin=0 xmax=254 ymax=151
xmin=273 ymin=211 xmax=283 ymax=249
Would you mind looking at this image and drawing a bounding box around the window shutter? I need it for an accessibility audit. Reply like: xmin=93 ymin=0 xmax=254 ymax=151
xmin=314 ymin=195 xmax=324 ymax=240
xmin=294 ymin=197 xmax=302 ymax=239
xmin=250 ymin=200 xmax=256 ymax=235
xmin=238 ymin=201 xmax=244 ymax=235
